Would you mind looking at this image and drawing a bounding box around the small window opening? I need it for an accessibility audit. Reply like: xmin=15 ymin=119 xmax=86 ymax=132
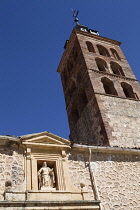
xmin=86 ymin=41 xmax=95 ymax=53
xmin=121 ymin=82 xmax=137 ymax=99
xmin=96 ymin=58 xmax=108 ymax=72
xmin=110 ymin=48 xmax=121 ymax=60
xmin=110 ymin=62 xmax=125 ymax=76
xmin=101 ymin=77 xmax=118 ymax=96
xmin=97 ymin=45 xmax=110 ymax=57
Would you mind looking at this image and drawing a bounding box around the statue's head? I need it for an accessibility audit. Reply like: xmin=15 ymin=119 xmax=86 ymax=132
xmin=42 ymin=161 xmax=47 ymax=167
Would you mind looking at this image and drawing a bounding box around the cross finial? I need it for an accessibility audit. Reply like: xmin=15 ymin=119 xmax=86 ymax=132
xmin=72 ymin=9 xmax=79 ymax=25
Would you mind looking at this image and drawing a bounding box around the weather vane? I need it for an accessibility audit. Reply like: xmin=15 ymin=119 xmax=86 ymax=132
xmin=72 ymin=9 xmax=79 ymax=25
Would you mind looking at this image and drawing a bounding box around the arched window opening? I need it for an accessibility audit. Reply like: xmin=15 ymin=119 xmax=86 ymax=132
xmin=86 ymin=41 xmax=95 ymax=53
xmin=101 ymin=77 xmax=118 ymax=96
xmin=110 ymin=62 xmax=125 ymax=76
xmin=69 ymin=104 xmax=79 ymax=129
xmin=110 ymin=48 xmax=120 ymax=60
xmin=96 ymin=58 xmax=108 ymax=72
xmin=121 ymin=82 xmax=137 ymax=99
xmin=97 ymin=45 xmax=110 ymax=57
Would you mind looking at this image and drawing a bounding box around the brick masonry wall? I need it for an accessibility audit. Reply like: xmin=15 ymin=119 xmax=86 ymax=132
xmin=0 ymin=145 xmax=25 ymax=200
xmin=89 ymin=70 xmax=140 ymax=99
xmin=77 ymin=32 xmax=136 ymax=80
xmin=68 ymin=149 xmax=140 ymax=210
xmin=97 ymin=94 xmax=140 ymax=148
xmin=70 ymin=95 xmax=109 ymax=146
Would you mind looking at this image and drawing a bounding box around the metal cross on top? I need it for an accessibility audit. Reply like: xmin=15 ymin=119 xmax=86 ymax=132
xmin=72 ymin=9 xmax=80 ymax=25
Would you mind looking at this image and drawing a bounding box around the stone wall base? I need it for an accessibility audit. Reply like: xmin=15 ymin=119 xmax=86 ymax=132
xmin=0 ymin=200 xmax=100 ymax=210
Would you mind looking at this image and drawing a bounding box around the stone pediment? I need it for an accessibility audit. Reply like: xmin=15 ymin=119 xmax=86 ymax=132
xmin=20 ymin=131 xmax=71 ymax=149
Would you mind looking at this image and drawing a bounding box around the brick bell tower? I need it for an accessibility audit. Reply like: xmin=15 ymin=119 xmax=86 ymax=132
xmin=57 ymin=23 xmax=140 ymax=148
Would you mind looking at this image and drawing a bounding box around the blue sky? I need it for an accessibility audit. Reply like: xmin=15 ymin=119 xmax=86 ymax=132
xmin=0 ymin=0 xmax=140 ymax=139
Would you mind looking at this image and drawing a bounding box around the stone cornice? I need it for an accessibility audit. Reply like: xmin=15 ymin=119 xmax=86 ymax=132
xmin=74 ymin=29 xmax=121 ymax=46
xmin=72 ymin=144 xmax=140 ymax=155
xmin=22 ymin=142 xmax=71 ymax=149
xmin=88 ymin=68 xmax=138 ymax=82
xmin=94 ymin=92 xmax=140 ymax=101
xmin=0 ymin=200 xmax=100 ymax=209
xmin=0 ymin=135 xmax=20 ymax=145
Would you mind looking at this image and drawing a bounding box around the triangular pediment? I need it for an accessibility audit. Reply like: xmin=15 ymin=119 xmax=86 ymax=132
xmin=20 ymin=131 xmax=71 ymax=148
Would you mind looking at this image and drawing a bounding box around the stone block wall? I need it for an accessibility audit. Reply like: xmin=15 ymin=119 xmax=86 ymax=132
xmin=77 ymin=32 xmax=136 ymax=80
xmin=68 ymin=149 xmax=140 ymax=210
xmin=97 ymin=94 xmax=140 ymax=148
xmin=0 ymin=145 xmax=25 ymax=200
xmin=91 ymin=152 xmax=140 ymax=210
xmin=68 ymin=150 xmax=95 ymax=200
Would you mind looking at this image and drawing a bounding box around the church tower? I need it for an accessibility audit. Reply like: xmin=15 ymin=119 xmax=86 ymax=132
xmin=57 ymin=24 xmax=140 ymax=148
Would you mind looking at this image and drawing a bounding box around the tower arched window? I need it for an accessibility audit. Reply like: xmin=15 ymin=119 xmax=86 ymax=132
xmin=110 ymin=48 xmax=120 ymax=60
xmin=96 ymin=58 xmax=108 ymax=72
xmin=86 ymin=41 xmax=95 ymax=53
xmin=97 ymin=45 xmax=110 ymax=57
xmin=121 ymin=82 xmax=137 ymax=99
xmin=110 ymin=62 xmax=125 ymax=76
xmin=101 ymin=77 xmax=118 ymax=96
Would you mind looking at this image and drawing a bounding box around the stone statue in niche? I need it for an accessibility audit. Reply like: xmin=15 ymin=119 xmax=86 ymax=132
xmin=38 ymin=161 xmax=55 ymax=190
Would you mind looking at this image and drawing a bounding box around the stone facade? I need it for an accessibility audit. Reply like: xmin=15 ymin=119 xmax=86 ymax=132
xmin=91 ymin=152 xmax=140 ymax=210
xmin=97 ymin=94 xmax=140 ymax=148
xmin=0 ymin=138 xmax=25 ymax=201
xmin=0 ymin=133 xmax=139 ymax=209
xmin=0 ymin=132 xmax=101 ymax=209
xmin=69 ymin=147 xmax=140 ymax=210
